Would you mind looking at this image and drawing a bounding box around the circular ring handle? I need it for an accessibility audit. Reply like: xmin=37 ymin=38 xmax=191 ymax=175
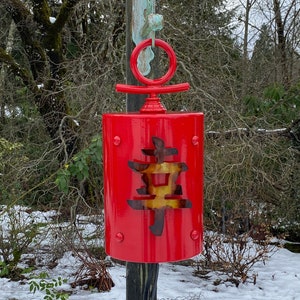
xmin=130 ymin=39 xmax=177 ymax=86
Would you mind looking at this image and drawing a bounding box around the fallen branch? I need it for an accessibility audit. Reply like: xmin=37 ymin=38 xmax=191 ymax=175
xmin=206 ymin=127 xmax=292 ymax=139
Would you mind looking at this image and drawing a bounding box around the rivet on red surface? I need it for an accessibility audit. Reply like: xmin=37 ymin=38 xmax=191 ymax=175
xmin=113 ymin=136 xmax=121 ymax=146
xmin=192 ymin=136 xmax=199 ymax=146
xmin=190 ymin=230 xmax=200 ymax=241
xmin=115 ymin=232 xmax=124 ymax=242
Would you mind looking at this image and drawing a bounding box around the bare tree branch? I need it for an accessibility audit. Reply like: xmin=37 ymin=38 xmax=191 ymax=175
xmin=0 ymin=47 xmax=37 ymax=92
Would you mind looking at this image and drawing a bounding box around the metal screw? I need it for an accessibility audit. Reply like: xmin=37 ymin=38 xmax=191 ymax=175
xmin=113 ymin=136 xmax=121 ymax=146
xmin=190 ymin=230 xmax=200 ymax=241
xmin=115 ymin=232 xmax=124 ymax=242
xmin=192 ymin=136 xmax=199 ymax=146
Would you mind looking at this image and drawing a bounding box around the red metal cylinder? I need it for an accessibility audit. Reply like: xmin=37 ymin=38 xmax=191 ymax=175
xmin=103 ymin=112 xmax=204 ymax=263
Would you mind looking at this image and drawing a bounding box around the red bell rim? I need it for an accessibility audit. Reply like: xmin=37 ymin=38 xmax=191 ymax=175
xmin=130 ymin=38 xmax=177 ymax=86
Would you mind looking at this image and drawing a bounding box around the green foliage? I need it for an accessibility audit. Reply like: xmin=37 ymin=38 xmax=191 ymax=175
xmin=249 ymin=24 xmax=276 ymax=90
xmin=55 ymin=168 xmax=71 ymax=194
xmin=55 ymin=135 xmax=102 ymax=194
xmin=0 ymin=261 xmax=9 ymax=277
xmin=263 ymin=84 xmax=285 ymax=101
xmin=29 ymin=275 xmax=69 ymax=300
xmin=243 ymin=83 xmax=300 ymax=126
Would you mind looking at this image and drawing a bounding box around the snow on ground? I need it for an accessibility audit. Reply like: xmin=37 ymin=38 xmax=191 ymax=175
xmin=0 ymin=207 xmax=299 ymax=300
xmin=70 ymin=249 xmax=300 ymax=300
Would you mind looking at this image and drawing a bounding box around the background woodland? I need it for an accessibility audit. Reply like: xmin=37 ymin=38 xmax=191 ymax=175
xmin=0 ymin=0 xmax=300 ymax=243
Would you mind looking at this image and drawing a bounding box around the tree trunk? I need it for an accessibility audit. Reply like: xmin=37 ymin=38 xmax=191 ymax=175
xmin=242 ymin=0 xmax=255 ymax=96
xmin=0 ymin=0 xmax=81 ymax=161
xmin=273 ymin=0 xmax=289 ymax=87
xmin=0 ymin=20 xmax=15 ymax=124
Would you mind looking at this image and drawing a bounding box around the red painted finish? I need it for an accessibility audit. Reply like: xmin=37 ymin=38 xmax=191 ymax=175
xmin=115 ymin=39 xmax=190 ymax=114
xmin=102 ymin=39 xmax=204 ymax=263
xmin=103 ymin=113 xmax=204 ymax=262
xmin=130 ymin=39 xmax=177 ymax=86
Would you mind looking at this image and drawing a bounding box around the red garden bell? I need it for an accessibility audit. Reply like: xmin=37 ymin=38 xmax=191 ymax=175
xmin=102 ymin=39 xmax=204 ymax=263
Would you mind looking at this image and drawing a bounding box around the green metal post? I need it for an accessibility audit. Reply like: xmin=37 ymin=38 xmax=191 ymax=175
xmin=126 ymin=262 xmax=159 ymax=300
xmin=125 ymin=0 xmax=161 ymax=299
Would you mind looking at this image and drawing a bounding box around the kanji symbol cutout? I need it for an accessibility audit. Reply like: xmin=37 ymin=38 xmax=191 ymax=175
xmin=128 ymin=136 xmax=192 ymax=236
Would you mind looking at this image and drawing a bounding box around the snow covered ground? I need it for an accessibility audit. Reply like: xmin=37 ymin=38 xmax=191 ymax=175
xmin=0 ymin=206 xmax=299 ymax=300
xmin=69 ymin=249 xmax=300 ymax=300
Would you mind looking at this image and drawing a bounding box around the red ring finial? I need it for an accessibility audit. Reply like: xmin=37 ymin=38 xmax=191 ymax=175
xmin=116 ymin=39 xmax=190 ymax=113
xmin=130 ymin=39 xmax=177 ymax=86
